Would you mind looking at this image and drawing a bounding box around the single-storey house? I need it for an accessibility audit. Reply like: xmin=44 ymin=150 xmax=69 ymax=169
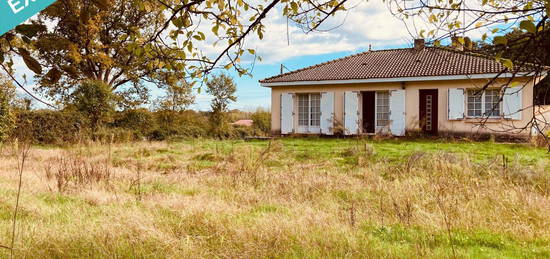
xmin=260 ymin=39 xmax=548 ymax=137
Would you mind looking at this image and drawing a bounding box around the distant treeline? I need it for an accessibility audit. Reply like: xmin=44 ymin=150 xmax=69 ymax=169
xmin=12 ymin=108 xmax=271 ymax=145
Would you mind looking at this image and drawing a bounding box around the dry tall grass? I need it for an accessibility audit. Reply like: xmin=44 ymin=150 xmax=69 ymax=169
xmin=0 ymin=139 xmax=548 ymax=258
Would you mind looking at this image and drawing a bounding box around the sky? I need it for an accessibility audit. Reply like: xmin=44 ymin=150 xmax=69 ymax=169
xmin=7 ymin=0 xmax=491 ymax=111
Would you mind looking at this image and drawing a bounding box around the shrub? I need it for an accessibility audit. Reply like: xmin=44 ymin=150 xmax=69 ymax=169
xmin=14 ymin=110 xmax=86 ymax=144
xmin=0 ymin=84 xmax=15 ymax=142
xmin=112 ymin=108 xmax=156 ymax=140
xmin=251 ymin=110 xmax=271 ymax=134
xmin=68 ymin=80 xmax=115 ymax=132
xmin=152 ymin=110 xmax=210 ymax=140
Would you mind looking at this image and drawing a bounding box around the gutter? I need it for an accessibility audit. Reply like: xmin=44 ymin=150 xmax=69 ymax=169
xmin=260 ymin=72 xmax=546 ymax=87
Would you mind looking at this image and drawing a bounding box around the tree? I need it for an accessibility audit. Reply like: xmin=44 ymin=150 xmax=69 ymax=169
xmin=2 ymin=0 xmax=188 ymax=106
xmin=0 ymin=0 xmax=352 ymax=107
xmin=69 ymin=80 xmax=115 ymax=132
xmin=156 ymin=83 xmax=195 ymax=112
xmin=207 ymin=74 xmax=237 ymax=114
xmin=476 ymin=25 xmax=550 ymax=106
xmin=206 ymin=73 xmax=237 ymax=137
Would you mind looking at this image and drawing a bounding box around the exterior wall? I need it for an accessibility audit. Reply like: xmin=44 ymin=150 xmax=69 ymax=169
xmin=535 ymin=105 xmax=550 ymax=133
xmin=269 ymin=77 xmax=539 ymax=136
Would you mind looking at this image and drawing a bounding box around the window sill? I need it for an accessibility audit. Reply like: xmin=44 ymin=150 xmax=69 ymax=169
xmin=463 ymin=117 xmax=503 ymax=123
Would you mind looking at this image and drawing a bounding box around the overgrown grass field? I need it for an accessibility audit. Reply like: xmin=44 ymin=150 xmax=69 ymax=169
xmin=0 ymin=138 xmax=549 ymax=258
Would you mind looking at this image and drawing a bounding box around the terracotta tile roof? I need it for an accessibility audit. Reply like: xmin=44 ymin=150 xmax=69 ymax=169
xmin=260 ymin=47 xmax=514 ymax=84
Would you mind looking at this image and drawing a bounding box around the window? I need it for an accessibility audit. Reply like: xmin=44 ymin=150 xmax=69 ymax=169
xmin=310 ymin=94 xmax=321 ymax=127
xmin=298 ymin=93 xmax=321 ymax=128
xmin=376 ymin=92 xmax=390 ymax=127
xmin=298 ymin=94 xmax=309 ymax=126
xmin=467 ymin=89 xmax=501 ymax=118
xmin=484 ymin=89 xmax=501 ymax=116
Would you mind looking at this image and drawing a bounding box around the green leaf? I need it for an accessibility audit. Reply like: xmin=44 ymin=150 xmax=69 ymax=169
xmin=212 ymin=25 xmax=219 ymax=36
xmin=290 ymin=2 xmax=298 ymax=14
xmin=501 ymin=58 xmax=513 ymax=70
xmin=493 ymin=36 xmax=507 ymax=45
xmin=519 ymin=20 xmax=536 ymax=33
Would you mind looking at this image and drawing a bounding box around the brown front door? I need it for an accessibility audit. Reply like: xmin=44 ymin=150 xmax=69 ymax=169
xmin=362 ymin=91 xmax=376 ymax=134
xmin=419 ymin=89 xmax=438 ymax=134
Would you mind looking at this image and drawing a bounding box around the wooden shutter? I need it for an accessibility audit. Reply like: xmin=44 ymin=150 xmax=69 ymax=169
xmin=320 ymin=92 xmax=334 ymax=135
xmin=344 ymin=91 xmax=359 ymax=135
xmin=448 ymin=88 xmax=465 ymax=120
xmin=281 ymin=93 xmax=294 ymax=134
xmin=503 ymin=87 xmax=522 ymax=120
xmin=389 ymin=90 xmax=406 ymax=136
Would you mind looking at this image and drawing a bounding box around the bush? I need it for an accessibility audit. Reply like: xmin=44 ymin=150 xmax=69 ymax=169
xmin=251 ymin=110 xmax=271 ymax=134
xmin=68 ymin=80 xmax=115 ymax=131
xmin=10 ymin=107 xmax=268 ymax=144
xmin=112 ymin=108 xmax=156 ymax=140
xmin=152 ymin=110 xmax=210 ymax=140
xmin=0 ymin=85 xmax=15 ymax=143
xmin=14 ymin=110 xmax=86 ymax=144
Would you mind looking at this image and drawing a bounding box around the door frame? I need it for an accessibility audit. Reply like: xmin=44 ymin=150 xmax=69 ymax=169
xmin=361 ymin=91 xmax=376 ymax=134
xmin=361 ymin=91 xmax=390 ymax=134
xmin=296 ymin=93 xmax=321 ymax=134
xmin=419 ymin=89 xmax=439 ymax=134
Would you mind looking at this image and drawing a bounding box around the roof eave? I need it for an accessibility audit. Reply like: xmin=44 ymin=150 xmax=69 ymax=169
xmin=260 ymin=72 xmax=544 ymax=87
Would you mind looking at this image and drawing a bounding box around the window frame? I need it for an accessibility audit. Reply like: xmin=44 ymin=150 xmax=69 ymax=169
xmin=375 ymin=91 xmax=390 ymax=130
xmin=466 ymin=89 xmax=502 ymax=119
xmin=296 ymin=93 xmax=321 ymax=133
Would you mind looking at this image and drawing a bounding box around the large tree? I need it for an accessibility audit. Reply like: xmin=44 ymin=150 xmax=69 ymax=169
xmin=0 ymin=0 xmax=351 ymax=106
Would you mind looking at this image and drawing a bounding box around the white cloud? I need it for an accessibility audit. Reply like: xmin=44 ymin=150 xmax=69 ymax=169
xmin=243 ymin=1 xmax=412 ymax=64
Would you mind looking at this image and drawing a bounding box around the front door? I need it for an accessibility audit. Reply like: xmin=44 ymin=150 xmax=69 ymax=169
xmin=419 ymin=89 xmax=438 ymax=134
xmin=362 ymin=91 xmax=376 ymax=133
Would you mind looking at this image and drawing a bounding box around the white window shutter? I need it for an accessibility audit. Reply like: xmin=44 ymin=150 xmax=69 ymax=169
xmin=344 ymin=91 xmax=359 ymax=135
xmin=320 ymin=92 xmax=334 ymax=135
xmin=448 ymin=88 xmax=465 ymax=120
xmin=503 ymin=87 xmax=522 ymax=120
xmin=389 ymin=90 xmax=406 ymax=136
xmin=280 ymin=93 xmax=294 ymax=134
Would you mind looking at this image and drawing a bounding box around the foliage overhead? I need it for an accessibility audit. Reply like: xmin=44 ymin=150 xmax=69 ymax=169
xmin=390 ymin=0 xmax=549 ymax=73
xmin=0 ymin=0 xmax=350 ymax=105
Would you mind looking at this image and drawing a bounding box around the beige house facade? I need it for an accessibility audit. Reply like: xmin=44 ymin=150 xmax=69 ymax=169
xmin=260 ymin=42 xmax=548 ymax=137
